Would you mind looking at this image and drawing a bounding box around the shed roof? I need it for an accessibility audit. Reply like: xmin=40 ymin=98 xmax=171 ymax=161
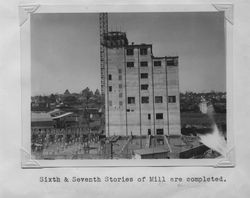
xmin=134 ymin=146 xmax=170 ymax=156
xmin=52 ymin=112 xmax=73 ymax=119
xmin=31 ymin=112 xmax=53 ymax=122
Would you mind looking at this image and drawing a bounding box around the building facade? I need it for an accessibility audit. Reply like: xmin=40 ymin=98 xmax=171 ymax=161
xmin=102 ymin=31 xmax=181 ymax=137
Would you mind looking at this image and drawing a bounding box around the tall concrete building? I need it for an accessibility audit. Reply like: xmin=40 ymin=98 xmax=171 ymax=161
xmin=102 ymin=31 xmax=181 ymax=137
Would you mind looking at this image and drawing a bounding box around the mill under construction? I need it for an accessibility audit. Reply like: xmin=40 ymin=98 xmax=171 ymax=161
xmin=99 ymin=14 xmax=181 ymax=137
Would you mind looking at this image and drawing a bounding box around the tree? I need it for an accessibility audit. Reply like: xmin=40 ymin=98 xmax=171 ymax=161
xmin=63 ymin=95 xmax=78 ymax=105
xmin=81 ymin=87 xmax=94 ymax=107
xmin=49 ymin=94 xmax=56 ymax=103
xmin=93 ymin=89 xmax=103 ymax=108
xmin=64 ymin=89 xmax=70 ymax=95
xmin=94 ymin=89 xmax=101 ymax=96
xmin=82 ymin=87 xmax=93 ymax=98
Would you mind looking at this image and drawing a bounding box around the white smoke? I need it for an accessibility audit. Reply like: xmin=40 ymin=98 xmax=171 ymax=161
xmin=198 ymin=124 xmax=227 ymax=156
xmin=198 ymin=99 xmax=227 ymax=157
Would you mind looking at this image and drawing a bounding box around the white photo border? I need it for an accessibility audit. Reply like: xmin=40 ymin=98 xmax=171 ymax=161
xmin=20 ymin=2 xmax=234 ymax=168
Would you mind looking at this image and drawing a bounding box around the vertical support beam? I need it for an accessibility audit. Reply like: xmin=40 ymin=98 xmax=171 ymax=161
xmin=137 ymin=48 xmax=142 ymax=148
xmin=124 ymin=48 xmax=128 ymax=137
xmin=106 ymin=46 xmax=110 ymax=136
xmin=165 ymin=57 xmax=170 ymax=136
xmin=151 ymin=58 xmax=156 ymax=135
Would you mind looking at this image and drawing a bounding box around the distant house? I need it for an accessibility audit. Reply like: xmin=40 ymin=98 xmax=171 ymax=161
xmin=48 ymin=108 xmax=62 ymax=117
xmin=52 ymin=112 xmax=79 ymax=128
xmin=199 ymin=97 xmax=208 ymax=114
xmin=31 ymin=101 xmax=51 ymax=112
xmin=213 ymin=102 xmax=226 ymax=113
xmin=49 ymin=102 xmax=56 ymax=109
xmin=31 ymin=112 xmax=54 ymax=128
xmin=31 ymin=109 xmax=80 ymax=129
xmin=86 ymin=108 xmax=102 ymax=121
xmin=179 ymin=145 xmax=209 ymax=159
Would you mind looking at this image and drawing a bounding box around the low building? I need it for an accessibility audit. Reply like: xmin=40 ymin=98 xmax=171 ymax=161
xmin=179 ymin=145 xmax=209 ymax=159
xmin=52 ymin=112 xmax=79 ymax=128
xmin=133 ymin=146 xmax=170 ymax=159
xmin=199 ymin=97 xmax=208 ymax=114
xmin=31 ymin=112 xmax=55 ymax=128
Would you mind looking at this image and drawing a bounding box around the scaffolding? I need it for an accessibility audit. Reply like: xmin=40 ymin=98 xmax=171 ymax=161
xmin=99 ymin=13 xmax=108 ymax=96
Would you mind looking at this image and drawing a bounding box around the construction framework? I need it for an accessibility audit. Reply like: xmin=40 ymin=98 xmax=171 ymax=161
xmin=99 ymin=13 xmax=108 ymax=96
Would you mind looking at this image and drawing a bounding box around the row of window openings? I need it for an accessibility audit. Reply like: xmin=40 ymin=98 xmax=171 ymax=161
xmin=127 ymin=48 xmax=148 ymax=56
xmin=109 ymin=74 xmax=122 ymax=81
xmin=108 ymin=86 xmax=176 ymax=103
xmin=109 ymin=73 xmax=148 ymax=81
xmin=109 ymin=85 xmax=123 ymax=92
xmin=108 ymin=69 xmax=122 ymax=81
xmin=109 ymin=84 xmax=148 ymax=91
xmin=124 ymin=111 xmax=163 ymax=121
xmin=109 ymin=84 xmax=163 ymax=91
xmin=127 ymin=60 xmax=176 ymax=67
xmin=128 ymin=96 xmax=176 ymax=104
xmin=108 ymin=96 xmax=175 ymax=105
xmin=127 ymin=61 xmax=161 ymax=68
xmin=148 ymin=113 xmax=163 ymax=120
xmin=107 ymin=104 xmax=163 ymax=121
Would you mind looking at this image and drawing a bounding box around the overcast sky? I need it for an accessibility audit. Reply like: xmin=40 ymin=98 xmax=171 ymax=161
xmin=31 ymin=12 xmax=225 ymax=96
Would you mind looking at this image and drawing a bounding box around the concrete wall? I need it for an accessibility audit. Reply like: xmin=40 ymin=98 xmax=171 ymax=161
xmin=105 ymin=47 xmax=127 ymax=136
xmin=105 ymin=44 xmax=181 ymax=137
xmin=153 ymin=58 xmax=169 ymax=136
xmin=126 ymin=47 xmax=154 ymax=136
xmin=167 ymin=65 xmax=181 ymax=136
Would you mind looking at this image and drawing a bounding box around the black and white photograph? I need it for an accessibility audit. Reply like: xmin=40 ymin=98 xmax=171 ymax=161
xmin=29 ymin=11 xmax=228 ymax=161
xmin=3 ymin=1 xmax=250 ymax=197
